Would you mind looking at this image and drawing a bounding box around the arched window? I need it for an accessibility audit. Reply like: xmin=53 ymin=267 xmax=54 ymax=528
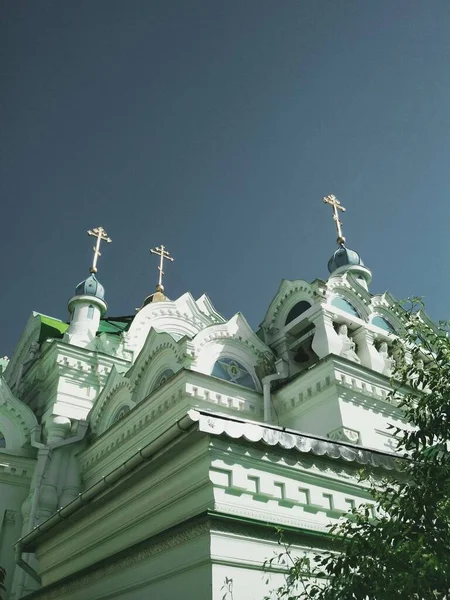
xmin=285 ymin=301 xmax=311 ymax=326
xmin=152 ymin=369 xmax=174 ymax=392
xmin=0 ymin=431 xmax=5 ymax=448
xmin=212 ymin=358 xmax=256 ymax=390
xmin=331 ymin=296 xmax=361 ymax=318
xmin=112 ymin=405 xmax=130 ymax=424
xmin=371 ymin=315 xmax=395 ymax=333
xmin=87 ymin=305 xmax=94 ymax=319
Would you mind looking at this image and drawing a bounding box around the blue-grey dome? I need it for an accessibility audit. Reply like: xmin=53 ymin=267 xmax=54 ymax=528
xmin=74 ymin=274 xmax=105 ymax=300
xmin=328 ymin=245 xmax=363 ymax=274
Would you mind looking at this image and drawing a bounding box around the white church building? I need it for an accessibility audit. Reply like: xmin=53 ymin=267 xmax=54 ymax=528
xmin=0 ymin=198 xmax=418 ymax=599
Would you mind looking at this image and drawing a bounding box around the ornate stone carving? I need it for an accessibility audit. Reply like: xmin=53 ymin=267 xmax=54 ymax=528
xmin=327 ymin=426 xmax=360 ymax=445
xmin=4 ymin=510 xmax=16 ymax=525
xmin=377 ymin=341 xmax=395 ymax=376
xmin=337 ymin=324 xmax=361 ymax=363
xmin=255 ymin=351 xmax=276 ymax=379
xmin=27 ymin=521 xmax=211 ymax=600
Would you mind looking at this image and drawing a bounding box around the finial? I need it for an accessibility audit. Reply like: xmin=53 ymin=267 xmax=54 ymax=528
xmin=322 ymin=194 xmax=346 ymax=246
xmin=150 ymin=245 xmax=174 ymax=291
xmin=87 ymin=227 xmax=112 ymax=274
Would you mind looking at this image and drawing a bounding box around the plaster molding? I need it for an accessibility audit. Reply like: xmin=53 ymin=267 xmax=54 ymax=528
xmin=195 ymin=294 xmax=226 ymax=323
xmin=81 ymin=373 xmax=262 ymax=475
xmin=327 ymin=273 xmax=371 ymax=305
xmin=28 ymin=521 xmax=211 ymax=600
xmin=130 ymin=330 xmax=186 ymax=391
xmin=194 ymin=313 xmax=270 ymax=357
xmin=327 ymin=426 xmax=361 ymax=445
xmin=89 ymin=366 xmax=133 ymax=432
xmin=0 ymin=454 xmax=35 ymax=481
xmin=260 ymin=279 xmax=316 ymax=332
xmin=125 ymin=292 xmax=220 ymax=359
xmin=3 ymin=312 xmax=42 ymax=390
xmin=325 ymin=281 xmax=371 ymax=322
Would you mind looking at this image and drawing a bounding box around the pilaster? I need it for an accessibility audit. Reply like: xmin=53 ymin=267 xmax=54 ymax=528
xmin=353 ymin=327 xmax=384 ymax=373
xmin=311 ymin=309 xmax=342 ymax=359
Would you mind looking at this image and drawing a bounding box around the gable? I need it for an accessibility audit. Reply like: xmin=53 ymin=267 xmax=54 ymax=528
xmin=124 ymin=292 xmax=224 ymax=361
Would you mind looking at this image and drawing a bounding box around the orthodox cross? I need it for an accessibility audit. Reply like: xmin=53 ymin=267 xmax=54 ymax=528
xmin=150 ymin=244 xmax=174 ymax=289
xmin=322 ymin=194 xmax=346 ymax=245
xmin=87 ymin=227 xmax=112 ymax=273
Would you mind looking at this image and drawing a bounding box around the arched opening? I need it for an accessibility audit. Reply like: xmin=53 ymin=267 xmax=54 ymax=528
xmin=371 ymin=315 xmax=395 ymax=333
xmin=87 ymin=305 xmax=94 ymax=319
xmin=285 ymin=301 xmax=312 ymax=326
xmin=331 ymin=296 xmax=361 ymax=318
xmin=0 ymin=431 xmax=6 ymax=448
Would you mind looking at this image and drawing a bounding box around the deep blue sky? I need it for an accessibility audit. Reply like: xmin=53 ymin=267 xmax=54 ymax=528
xmin=2 ymin=1 xmax=450 ymax=355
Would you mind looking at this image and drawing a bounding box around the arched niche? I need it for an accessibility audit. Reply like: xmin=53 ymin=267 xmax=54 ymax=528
xmin=195 ymin=339 xmax=261 ymax=392
xmin=285 ymin=301 xmax=312 ymax=326
xmin=211 ymin=357 xmax=256 ymax=390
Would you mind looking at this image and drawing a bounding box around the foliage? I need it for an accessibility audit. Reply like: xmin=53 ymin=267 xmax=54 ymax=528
xmin=264 ymin=298 xmax=450 ymax=600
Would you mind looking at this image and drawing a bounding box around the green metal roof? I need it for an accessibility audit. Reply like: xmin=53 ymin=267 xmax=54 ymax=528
xmin=38 ymin=315 xmax=69 ymax=343
xmin=37 ymin=313 xmax=133 ymax=344
xmin=97 ymin=316 xmax=134 ymax=335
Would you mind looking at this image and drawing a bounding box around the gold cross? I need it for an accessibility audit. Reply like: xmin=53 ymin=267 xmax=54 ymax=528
xmin=322 ymin=194 xmax=346 ymax=245
xmin=87 ymin=227 xmax=112 ymax=273
xmin=150 ymin=244 xmax=174 ymax=289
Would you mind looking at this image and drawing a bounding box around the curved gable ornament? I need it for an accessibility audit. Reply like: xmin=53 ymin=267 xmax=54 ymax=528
xmin=125 ymin=292 xmax=221 ymax=361
xmin=0 ymin=377 xmax=38 ymax=450
xmin=327 ymin=272 xmax=371 ymax=307
xmin=130 ymin=329 xmax=189 ymax=401
xmin=326 ymin=279 xmax=371 ymax=322
xmin=94 ymin=381 xmax=133 ymax=435
xmin=193 ymin=313 xmax=273 ymax=391
xmin=260 ymin=279 xmax=316 ymax=333
xmin=370 ymin=292 xmax=407 ymax=333
xmin=89 ymin=366 xmax=133 ymax=434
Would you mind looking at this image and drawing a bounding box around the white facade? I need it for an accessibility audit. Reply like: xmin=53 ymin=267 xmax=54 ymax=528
xmin=0 ymin=253 xmax=422 ymax=599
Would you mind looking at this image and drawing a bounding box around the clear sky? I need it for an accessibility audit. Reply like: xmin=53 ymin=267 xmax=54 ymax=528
xmin=1 ymin=1 xmax=450 ymax=355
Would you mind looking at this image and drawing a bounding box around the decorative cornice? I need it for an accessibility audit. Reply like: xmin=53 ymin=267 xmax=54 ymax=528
xmin=24 ymin=520 xmax=211 ymax=600
xmin=274 ymin=355 xmax=403 ymax=418
xmin=81 ymin=372 xmax=262 ymax=475
xmin=195 ymin=410 xmax=399 ymax=471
